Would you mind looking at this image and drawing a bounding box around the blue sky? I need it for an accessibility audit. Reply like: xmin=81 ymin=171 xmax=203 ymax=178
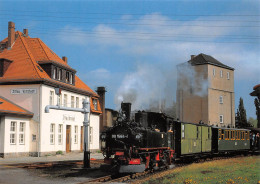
xmin=0 ymin=0 xmax=259 ymax=119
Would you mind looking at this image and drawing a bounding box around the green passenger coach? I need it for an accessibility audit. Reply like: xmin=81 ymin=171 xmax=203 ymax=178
xmin=212 ymin=127 xmax=250 ymax=153
xmin=174 ymin=121 xmax=212 ymax=158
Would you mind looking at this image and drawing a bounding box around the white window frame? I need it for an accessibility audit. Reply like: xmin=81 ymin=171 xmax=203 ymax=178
xmin=19 ymin=122 xmax=25 ymax=144
xmin=71 ymin=96 xmax=75 ymax=108
xmin=74 ymin=126 xmax=78 ymax=144
xmin=220 ymin=115 xmax=224 ymax=124
xmin=58 ymin=124 xmax=63 ymax=145
xmin=76 ymin=97 xmax=79 ymax=108
xmin=227 ymin=72 xmax=230 ymax=80
xmin=89 ymin=127 xmax=93 ymax=144
xmin=49 ymin=91 xmax=54 ymax=105
xmin=10 ymin=121 xmax=16 ymax=144
xmin=213 ymin=68 xmax=216 ymax=77
xmin=57 ymin=94 xmax=62 ymax=106
xmin=220 ymin=70 xmax=223 ymax=78
xmin=219 ymin=96 xmax=223 ymax=104
xmin=64 ymin=94 xmax=67 ymax=107
xmin=50 ymin=124 xmax=55 ymax=144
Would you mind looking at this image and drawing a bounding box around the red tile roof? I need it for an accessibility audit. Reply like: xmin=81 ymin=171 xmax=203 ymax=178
xmin=0 ymin=30 xmax=101 ymax=113
xmin=0 ymin=96 xmax=33 ymax=117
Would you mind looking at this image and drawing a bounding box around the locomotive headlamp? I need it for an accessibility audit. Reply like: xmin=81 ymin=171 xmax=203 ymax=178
xmin=101 ymin=133 xmax=106 ymax=140
xmin=135 ymin=134 xmax=142 ymax=139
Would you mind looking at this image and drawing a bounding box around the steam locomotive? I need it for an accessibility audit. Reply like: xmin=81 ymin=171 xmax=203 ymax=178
xmin=100 ymin=103 xmax=259 ymax=173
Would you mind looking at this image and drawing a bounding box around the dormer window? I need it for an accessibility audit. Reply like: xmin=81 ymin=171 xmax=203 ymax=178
xmin=53 ymin=68 xmax=57 ymax=79
xmin=93 ymin=99 xmax=98 ymax=110
xmin=70 ymin=73 xmax=73 ymax=84
xmin=0 ymin=58 xmax=13 ymax=77
xmin=58 ymin=69 xmax=62 ymax=80
xmin=66 ymin=72 xmax=70 ymax=83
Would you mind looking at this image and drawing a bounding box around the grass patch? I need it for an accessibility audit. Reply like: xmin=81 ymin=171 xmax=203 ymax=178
xmin=143 ymin=156 xmax=260 ymax=184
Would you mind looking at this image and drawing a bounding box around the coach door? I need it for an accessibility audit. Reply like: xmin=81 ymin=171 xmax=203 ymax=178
xmin=66 ymin=125 xmax=71 ymax=152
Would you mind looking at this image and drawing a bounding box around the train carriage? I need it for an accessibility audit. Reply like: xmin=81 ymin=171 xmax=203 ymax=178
xmin=212 ymin=127 xmax=250 ymax=153
xmin=174 ymin=121 xmax=212 ymax=158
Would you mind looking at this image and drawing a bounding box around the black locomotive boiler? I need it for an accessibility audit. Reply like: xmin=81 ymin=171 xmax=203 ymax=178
xmin=100 ymin=103 xmax=175 ymax=173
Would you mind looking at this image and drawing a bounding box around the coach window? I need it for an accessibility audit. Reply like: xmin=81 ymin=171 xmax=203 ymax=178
xmin=235 ymin=130 xmax=238 ymax=140
xmin=237 ymin=131 xmax=241 ymax=140
xmin=196 ymin=127 xmax=199 ymax=139
xmin=221 ymin=129 xmax=224 ymax=140
xmin=241 ymin=131 xmax=245 ymax=140
xmin=181 ymin=124 xmax=185 ymax=139
xmin=218 ymin=129 xmax=222 ymax=140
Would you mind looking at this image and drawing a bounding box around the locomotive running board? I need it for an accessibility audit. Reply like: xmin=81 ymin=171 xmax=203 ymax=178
xmin=119 ymin=164 xmax=145 ymax=173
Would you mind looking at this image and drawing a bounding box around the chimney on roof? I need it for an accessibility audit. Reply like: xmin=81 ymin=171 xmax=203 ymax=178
xmin=62 ymin=56 xmax=68 ymax=63
xmin=23 ymin=29 xmax=28 ymax=37
xmin=191 ymin=55 xmax=196 ymax=60
xmin=96 ymin=87 xmax=106 ymax=132
xmin=8 ymin=21 xmax=15 ymax=49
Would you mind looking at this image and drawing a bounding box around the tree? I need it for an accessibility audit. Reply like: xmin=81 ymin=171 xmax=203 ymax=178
xmin=236 ymin=97 xmax=252 ymax=128
xmin=254 ymin=97 xmax=260 ymax=128
xmin=248 ymin=117 xmax=257 ymax=128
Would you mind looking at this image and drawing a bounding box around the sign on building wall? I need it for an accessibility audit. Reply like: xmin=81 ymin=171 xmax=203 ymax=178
xmin=11 ymin=88 xmax=37 ymax=94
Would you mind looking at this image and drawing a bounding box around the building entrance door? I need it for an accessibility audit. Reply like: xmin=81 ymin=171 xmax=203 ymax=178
xmin=80 ymin=126 xmax=84 ymax=152
xmin=66 ymin=125 xmax=71 ymax=152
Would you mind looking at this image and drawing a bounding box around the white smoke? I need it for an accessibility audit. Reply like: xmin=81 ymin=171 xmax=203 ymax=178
xmin=177 ymin=62 xmax=209 ymax=97
xmin=114 ymin=63 xmax=175 ymax=111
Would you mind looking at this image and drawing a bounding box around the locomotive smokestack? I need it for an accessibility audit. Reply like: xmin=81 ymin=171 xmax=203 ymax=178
xmin=121 ymin=102 xmax=131 ymax=121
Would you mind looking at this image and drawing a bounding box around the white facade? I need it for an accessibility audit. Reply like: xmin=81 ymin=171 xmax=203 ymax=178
xmin=0 ymin=84 xmax=100 ymax=157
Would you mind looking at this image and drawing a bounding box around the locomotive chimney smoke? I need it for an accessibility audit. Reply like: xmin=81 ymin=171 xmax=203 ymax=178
xmin=121 ymin=102 xmax=131 ymax=121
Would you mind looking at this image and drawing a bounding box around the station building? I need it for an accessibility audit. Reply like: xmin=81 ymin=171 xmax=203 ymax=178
xmin=176 ymin=54 xmax=235 ymax=127
xmin=0 ymin=22 xmax=102 ymax=157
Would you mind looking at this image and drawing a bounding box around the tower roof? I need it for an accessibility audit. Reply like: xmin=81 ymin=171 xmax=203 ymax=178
xmin=188 ymin=53 xmax=234 ymax=70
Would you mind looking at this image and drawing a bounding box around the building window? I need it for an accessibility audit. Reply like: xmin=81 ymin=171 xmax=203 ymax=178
xmin=220 ymin=115 xmax=224 ymax=124
xmin=76 ymin=97 xmax=79 ymax=108
xmin=74 ymin=126 xmax=78 ymax=144
xmin=58 ymin=69 xmax=62 ymax=80
xmin=50 ymin=124 xmax=55 ymax=144
xmin=10 ymin=121 xmax=16 ymax=144
xmin=227 ymin=72 xmax=230 ymax=80
xmin=93 ymin=99 xmax=98 ymax=110
xmin=64 ymin=94 xmax=67 ymax=107
xmin=32 ymin=134 xmax=37 ymax=141
xmin=19 ymin=122 xmax=25 ymax=144
xmin=220 ymin=70 xmax=223 ymax=78
xmin=213 ymin=68 xmax=216 ymax=76
xmin=219 ymin=96 xmax=223 ymax=104
xmin=49 ymin=91 xmax=54 ymax=105
xmin=71 ymin=96 xmax=75 ymax=108
xmin=90 ymin=127 xmax=93 ymax=144
xmin=70 ymin=74 xmax=73 ymax=84
xmin=53 ymin=68 xmax=57 ymax=79
xmin=66 ymin=72 xmax=70 ymax=83
xmin=58 ymin=124 xmax=63 ymax=145
xmin=57 ymin=94 xmax=62 ymax=106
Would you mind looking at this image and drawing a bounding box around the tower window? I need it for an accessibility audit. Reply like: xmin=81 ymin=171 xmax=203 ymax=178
xmin=220 ymin=115 xmax=224 ymax=124
xmin=227 ymin=72 xmax=230 ymax=80
xmin=213 ymin=68 xmax=216 ymax=76
xmin=220 ymin=70 xmax=223 ymax=78
xmin=219 ymin=96 xmax=223 ymax=104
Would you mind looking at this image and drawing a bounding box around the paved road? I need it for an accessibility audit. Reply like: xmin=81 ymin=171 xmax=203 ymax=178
xmin=0 ymin=152 xmax=104 ymax=184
